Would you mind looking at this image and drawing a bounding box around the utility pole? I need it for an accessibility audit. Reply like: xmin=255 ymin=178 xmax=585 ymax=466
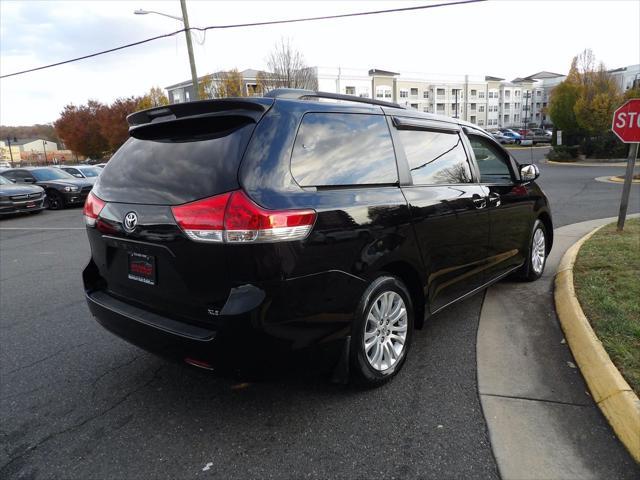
xmin=180 ymin=0 xmax=199 ymax=100
xmin=6 ymin=137 xmax=15 ymax=167
xmin=42 ymin=140 xmax=47 ymax=164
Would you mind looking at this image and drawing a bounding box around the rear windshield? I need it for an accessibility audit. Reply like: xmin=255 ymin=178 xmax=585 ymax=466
xmin=94 ymin=122 xmax=256 ymax=205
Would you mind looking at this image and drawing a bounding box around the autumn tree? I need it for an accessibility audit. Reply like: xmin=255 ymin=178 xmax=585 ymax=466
xmin=97 ymin=97 xmax=140 ymax=153
xmin=260 ymin=38 xmax=317 ymax=92
xmin=138 ymin=86 xmax=169 ymax=109
xmin=55 ymin=101 xmax=109 ymax=158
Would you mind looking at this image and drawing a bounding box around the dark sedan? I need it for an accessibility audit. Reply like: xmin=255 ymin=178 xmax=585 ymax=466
xmin=1 ymin=167 xmax=94 ymax=210
xmin=0 ymin=175 xmax=46 ymax=216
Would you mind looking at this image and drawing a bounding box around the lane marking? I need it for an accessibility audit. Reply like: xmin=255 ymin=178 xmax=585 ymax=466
xmin=0 ymin=227 xmax=85 ymax=230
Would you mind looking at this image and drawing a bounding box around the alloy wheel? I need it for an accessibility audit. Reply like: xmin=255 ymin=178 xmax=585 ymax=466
xmin=363 ymin=291 xmax=408 ymax=371
xmin=531 ymin=228 xmax=546 ymax=274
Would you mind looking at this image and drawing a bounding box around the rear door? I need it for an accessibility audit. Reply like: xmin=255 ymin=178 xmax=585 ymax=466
xmin=392 ymin=117 xmax=490 ymax=313
xmin=465 ymin=132 xmax=533 ymax=281
xmin=87 ymin=101 xmax=272 ymax=325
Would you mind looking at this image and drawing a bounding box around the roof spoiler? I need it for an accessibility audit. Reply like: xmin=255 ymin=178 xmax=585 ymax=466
xmin=127 ymin=98 xmax=274 ymax=128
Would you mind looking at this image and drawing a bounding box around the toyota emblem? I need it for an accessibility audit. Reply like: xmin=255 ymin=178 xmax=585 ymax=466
xmin=123 ymin=212 xmax=138 ymax=232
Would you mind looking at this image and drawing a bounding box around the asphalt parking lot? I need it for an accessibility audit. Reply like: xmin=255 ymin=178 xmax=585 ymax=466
xmin=1 ymin=148 xmax=638 ymax=479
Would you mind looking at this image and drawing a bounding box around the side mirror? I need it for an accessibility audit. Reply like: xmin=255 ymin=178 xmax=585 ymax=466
xmin=520 ymin=164 xmax=539 ymax=182
xmin=73 ymin=173 xmax=83 ymax=178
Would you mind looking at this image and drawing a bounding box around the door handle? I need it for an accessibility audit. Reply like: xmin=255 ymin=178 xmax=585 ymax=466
xmin=472 ymin=194 xmax=487 ymax=209
xmin=489 ymin=193 xmax=501 ymax=207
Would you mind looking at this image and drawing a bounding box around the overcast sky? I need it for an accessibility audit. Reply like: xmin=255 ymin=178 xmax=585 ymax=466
xmin=1 ymin=0 xmax=638 ymax=126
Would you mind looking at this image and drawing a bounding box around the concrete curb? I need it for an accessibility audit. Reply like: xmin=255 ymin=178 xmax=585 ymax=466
xmin=555 ymin=224 xmax=640 ymax=463
xmin=546 ymin=160 xmax=629 ymax=167
xmin=608 ymin=176 xmax=640 ymax=184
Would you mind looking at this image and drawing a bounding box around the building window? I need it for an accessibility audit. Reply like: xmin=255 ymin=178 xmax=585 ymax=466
xmin=479 ymin=105 xmax=485 ymax=112
xmin=536 ymin=103 xmax=541 ymax=109
xmin=345 ymin=86 xmax=356 ymax=95
xmin=537 ymin=91 xmax=542 ymax=97
xmin=423 ymin=106 xmax=430 ymax=113
xmin=515 ymin=91 xmax=521 ymax=98
xmin=436 ymin=103 xmax=445 ymax=112
xmin=470 ymin=103 xmax=476 ymax=111
xmin=185 ymin=91 xmax=190 ymax=101
xmin=504 ymin=103 xmax=510 ymax=109
xmin=400 ymin=89 xmax=409 ymax=98
xmin=479 ymin=119 xmax=484 ymax=126
xmin=376 ymin=86 xmax=392 ymax=99
xmin=410 ymin=88 xmax=418 ymax=96
xmin=514 ymin=114 xmax=520 ymax=123
xmin=423 ymin=91 xmax=429 ymax=99
xmin=479 ymin=91 xmax=485 ymax=99
xmin=471 ymin=89 xmax=477 ymax=96
xmin=504 ymin=115 xmax=510 ymax=123
xmin=470 ymin=116 xmax=476 ymax=123
xmin=504 ymin=91 xmax=511 ymax=99
xmin=410 ymin=103 xmax=418 ymax=109
xmin=437 ymin=88 xmax=445 ymax=96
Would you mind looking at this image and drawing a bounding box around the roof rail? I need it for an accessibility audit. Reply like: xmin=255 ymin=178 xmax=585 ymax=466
xmin=264 ymin=88 xmax=405 ymax=109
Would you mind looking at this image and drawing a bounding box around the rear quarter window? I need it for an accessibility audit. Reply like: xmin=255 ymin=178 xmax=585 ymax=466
xmin=291 ymin=113 xmax=398 ymax=187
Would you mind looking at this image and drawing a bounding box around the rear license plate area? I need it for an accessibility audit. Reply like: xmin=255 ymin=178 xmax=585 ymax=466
xmin=128 ymin=252 xmax=156 ymax=285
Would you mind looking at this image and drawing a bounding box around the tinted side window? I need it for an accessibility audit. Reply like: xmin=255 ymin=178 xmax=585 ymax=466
xmin=397 ymin=129 xmax=472 ymax=185
xmin=468 ymin=136 xmax=513 ymax=184
xmin=291 ymin=113 xmax=397 ymax=187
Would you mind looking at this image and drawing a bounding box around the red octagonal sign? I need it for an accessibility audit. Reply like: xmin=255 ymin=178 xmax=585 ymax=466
xmin=612 ymin=98 xmax=640 ymax=143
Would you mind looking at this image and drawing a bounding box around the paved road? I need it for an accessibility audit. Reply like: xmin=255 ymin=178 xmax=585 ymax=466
xmin=1 ymin=149 xmax=638 ymax=479
xmin=1 ymin=209 xmax=497 ymax=479
xmin=509 ymin=146 xmax=639 ymax=226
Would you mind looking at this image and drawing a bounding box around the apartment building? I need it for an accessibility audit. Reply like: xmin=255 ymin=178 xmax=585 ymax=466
xmin=317 ymin=67 xmax=566 ymax=129
xmin=167 ymin=63 xmax=637 ymax=130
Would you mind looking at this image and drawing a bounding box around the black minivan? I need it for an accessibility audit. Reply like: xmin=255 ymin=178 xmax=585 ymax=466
xmin=83 ymin=90 xmax=552 ymax=385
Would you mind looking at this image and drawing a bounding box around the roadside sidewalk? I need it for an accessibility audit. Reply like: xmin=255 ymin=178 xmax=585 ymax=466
xmin=477 ymin=215 xmax=640 ymax=480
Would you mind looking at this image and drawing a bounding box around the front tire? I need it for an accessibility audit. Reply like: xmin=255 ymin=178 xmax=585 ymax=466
xmin=46 ymin=191 xmax=64 ymax=210
xmin=517 ymin=219 xmax=547 ymax=281
xmin=350 ymin=276 xmax=414 ymax=387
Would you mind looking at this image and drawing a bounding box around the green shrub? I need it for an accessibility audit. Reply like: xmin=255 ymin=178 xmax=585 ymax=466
xmin=547 ymin=145 xmax=579 ymax=162
xmin=581 ymin=133 xmax=628 ymax=159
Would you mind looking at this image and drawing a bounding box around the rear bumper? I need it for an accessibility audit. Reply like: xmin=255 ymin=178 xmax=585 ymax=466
xmin=86 ymin=289 xmax=220 ymax=362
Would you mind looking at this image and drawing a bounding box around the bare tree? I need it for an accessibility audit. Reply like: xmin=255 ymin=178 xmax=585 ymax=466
xmin=260 ymin=38 xmax=318 ymax=92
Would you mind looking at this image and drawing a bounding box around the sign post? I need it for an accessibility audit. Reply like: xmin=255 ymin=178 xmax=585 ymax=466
xmin=611 ymin=98 xmax=640 ymax=231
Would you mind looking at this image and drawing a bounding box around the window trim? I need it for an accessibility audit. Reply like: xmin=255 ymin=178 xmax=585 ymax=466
xmin=463 ymin=130 xmax=517 ymax=185
xmin=392 ymin=121 xmax=476 ymax=186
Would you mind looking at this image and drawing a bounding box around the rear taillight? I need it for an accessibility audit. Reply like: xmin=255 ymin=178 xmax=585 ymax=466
xmin=171 ymin=190 xmax=316 ymax=244
xmin=83 ymin=192 xmax=105 ymax=227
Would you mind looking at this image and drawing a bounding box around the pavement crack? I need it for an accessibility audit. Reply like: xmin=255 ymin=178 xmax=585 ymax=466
xmin=3 ymin=342 xmax=90 ymax=375
xmin=90 ymin=355 xmax=143 ymax=395
xmin=0 ymin=364 xmax=164 ymax=475
xmin=480 ymin=392 xmax=590 ymax=407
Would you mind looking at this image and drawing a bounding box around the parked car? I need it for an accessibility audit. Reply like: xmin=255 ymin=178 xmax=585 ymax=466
xmin=526 ymin=129 xmax=552 ymax=144
xmin=83 ymin=90 xmax=553 ymax=386
xmin=0 ymin=174 xmax=46 ymax=216
xmin=0 ymin=161 xmax=11 ymax=169
xmin=58 ymin=165 xmax=102 ymax=179
xmin=1 ymin=167 xmax=94 ymax=210
xmin=491 ymin=131 xmax=515 ymax=145
xmin=499 ymin=130 xmax=523 ymax=144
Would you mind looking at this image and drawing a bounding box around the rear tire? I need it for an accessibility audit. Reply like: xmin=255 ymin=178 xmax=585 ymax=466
xmin=516 ymin=219 xmax=547 ymax=281
xmin=350 ymin=276 xmax=414 ymax=387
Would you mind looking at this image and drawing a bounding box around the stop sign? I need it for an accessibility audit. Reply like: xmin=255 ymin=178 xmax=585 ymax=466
xmin=612 ymin=98 xmax=640 ymax=143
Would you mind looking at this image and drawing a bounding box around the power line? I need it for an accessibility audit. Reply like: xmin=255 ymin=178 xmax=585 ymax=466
xmin=0 ymin=0 xmax=485 ymax=79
